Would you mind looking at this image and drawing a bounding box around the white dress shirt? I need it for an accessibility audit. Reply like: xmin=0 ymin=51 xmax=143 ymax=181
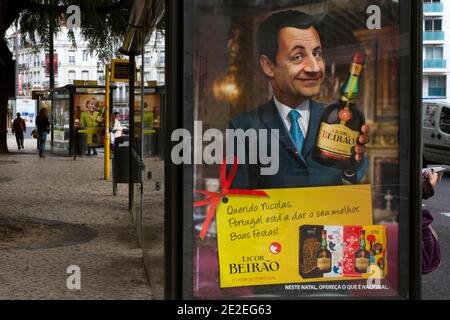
xmin=273 ymin=96 xmax=310 ymax=138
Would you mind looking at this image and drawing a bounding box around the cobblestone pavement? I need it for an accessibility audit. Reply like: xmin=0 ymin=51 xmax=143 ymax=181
xmin=0 ymin=134 xmax=154 ymax=299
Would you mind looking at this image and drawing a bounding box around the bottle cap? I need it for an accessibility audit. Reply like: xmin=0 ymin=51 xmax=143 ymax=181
xmin=353 ymin=52 xmax=365 ymax=65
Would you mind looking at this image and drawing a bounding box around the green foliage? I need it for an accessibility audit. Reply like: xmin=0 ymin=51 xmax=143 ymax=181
xmin=17 ymin=0 xmax=133 ymax=62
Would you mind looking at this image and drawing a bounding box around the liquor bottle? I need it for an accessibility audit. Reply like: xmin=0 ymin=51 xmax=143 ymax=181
xmin=313 ymin=52 xmax=366 ymax=170
xmin=316 ymin=230 xmax=332 ymax=273
xmin=299 ymin=225 xmax=324 ymax=278
xmin=354 ymin=230 xmax=371 ymax=273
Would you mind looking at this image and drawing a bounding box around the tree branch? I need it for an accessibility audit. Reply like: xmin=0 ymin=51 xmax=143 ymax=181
xmin=0 ymin=0 xmax=31 ymax=36
xmin=24 ymin=0 xmax=132 ymax=16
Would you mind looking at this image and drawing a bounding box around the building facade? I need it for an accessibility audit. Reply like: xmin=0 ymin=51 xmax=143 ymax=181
xmin=423 ymin=0 xmax=450 ymax=103
xmin=114 ymin=31 xmax=166 ymax=104
xmin=5 ymin=27 xmax=165 ymax=102
xmin=6 ymin=27 xmax=103 ymax=96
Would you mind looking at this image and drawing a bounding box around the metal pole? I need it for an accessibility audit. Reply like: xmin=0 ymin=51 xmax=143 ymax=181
xmin=129 ymin=54 xmax=135 ymax=211
xmin=104 ymin=64 xmax=111 ymax=180
xmin=49 ymin=24 xmax=55 ymax=153
xmin=140 ymin=29 xmax=145 ymax=246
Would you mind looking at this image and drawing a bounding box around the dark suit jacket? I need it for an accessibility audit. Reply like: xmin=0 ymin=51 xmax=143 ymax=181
xmin=228 ymin=98 xmax=368 ymax=189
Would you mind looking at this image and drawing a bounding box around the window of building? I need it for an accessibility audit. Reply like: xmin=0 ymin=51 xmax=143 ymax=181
xmin=158 ymin=71 xmax=165 ymax=84
xmin=424 ymin=0 xmax=441 ymax=3
xmin=159 ymin=50 xmax=165 ymax=65
xmin=82 ymin=50 xmax=89 ymax=62
xmin=429 ymin=76 xmax=446 ymax=96
xmin=82 ymin=71 xmax=89 ymax=81
xmin=425 ymin=18 xmax=442 ymax=31
xmin=425 ymin=46 xmax=443 ymax=59
xmin=68 ymin=70 xmax=76 ymax=84
xmin=69 ymin=50 xmax=76 ymax=65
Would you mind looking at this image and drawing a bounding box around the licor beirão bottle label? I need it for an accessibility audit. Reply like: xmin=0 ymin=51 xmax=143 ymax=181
xmin=316 ymin=123 xmax=360 ymax=159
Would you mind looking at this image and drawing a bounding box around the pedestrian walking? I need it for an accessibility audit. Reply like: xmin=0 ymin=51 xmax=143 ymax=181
xmin=35 ymin=108 xmax=50 ymax=158
xmin=12 ymin=113 xmax=26 ymax=150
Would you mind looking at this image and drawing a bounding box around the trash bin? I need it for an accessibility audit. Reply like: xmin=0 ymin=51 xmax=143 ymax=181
xmin=75 ymin=129 xmax=88 ymax=155
xmin=112 ymin=144 xmax=142 ymax=195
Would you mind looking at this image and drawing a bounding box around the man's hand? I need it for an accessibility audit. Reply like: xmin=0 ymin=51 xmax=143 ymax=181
xmin=429 ymin=171 xmax=439 ymax=188
xmin=353 ymin=124 xmax=370 ymax=162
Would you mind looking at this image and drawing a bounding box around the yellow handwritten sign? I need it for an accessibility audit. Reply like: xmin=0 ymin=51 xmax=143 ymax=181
xmin=216 ymin=184 xmax=374 ymax=288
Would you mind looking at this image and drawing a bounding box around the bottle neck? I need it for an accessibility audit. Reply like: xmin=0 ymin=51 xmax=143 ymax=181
xmin=321 ymin=236 xmax=327 ymax=249
xmin=341 ymin=62 xmax=363 ymax=102
xmin=360 ymin=236 xmax=366 ymax=249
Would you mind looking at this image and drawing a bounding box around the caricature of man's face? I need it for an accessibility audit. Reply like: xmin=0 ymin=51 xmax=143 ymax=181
xmin=261 ymin=27 xmax=324 ymax=107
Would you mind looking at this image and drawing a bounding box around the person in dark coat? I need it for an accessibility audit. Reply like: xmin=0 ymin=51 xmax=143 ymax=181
xmin=12 ymin=113 xmax=26 ymax=150
xmin=422 ymin=170 xmax=441 ymax=274
xmin=35 ymin=108 xmax=50 ymax=158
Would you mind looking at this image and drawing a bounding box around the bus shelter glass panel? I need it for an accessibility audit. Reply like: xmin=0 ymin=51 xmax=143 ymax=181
xmin=130 ymin=86 xmax=165 ymax=260
xmin=139 ymin=86 xmax=165 ymax=299
xmin=112 ymin=87 xmax=164 ymax=155
xmin=52 ymin=91 xmax=70 ymax=155
xmin=132 ymin=84 xmax=144 ymax=243
xmin=136 ymin=87 xmax=164 ymax=156
xmin=182 ymin=0 xmax=416 ymax=299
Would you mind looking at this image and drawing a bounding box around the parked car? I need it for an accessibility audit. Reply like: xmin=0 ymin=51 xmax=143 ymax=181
xmin=423 ymin=100 xmax=450 ymax=165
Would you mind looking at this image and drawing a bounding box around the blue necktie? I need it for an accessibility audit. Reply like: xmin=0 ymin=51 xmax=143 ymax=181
xmin=288 ymin=110 xmax=304 ymax=154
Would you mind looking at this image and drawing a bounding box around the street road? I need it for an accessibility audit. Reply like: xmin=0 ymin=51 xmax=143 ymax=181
xmin=422 ymin=174 xmax=450 ymax=300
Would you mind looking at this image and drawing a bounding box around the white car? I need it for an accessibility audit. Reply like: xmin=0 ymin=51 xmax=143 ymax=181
xmin=423 ymin=100 xmax=450 ymax=166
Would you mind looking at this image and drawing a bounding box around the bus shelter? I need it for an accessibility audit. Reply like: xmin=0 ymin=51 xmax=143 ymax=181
xmin=112 ymin=86 xmax=165 ymax=157
xmin=123 ymin=0 xmax=423 ymax=300
xmin=165 ymin=0 xmax=422 ymax=300
xmin=51 ymin=85 xmax=115 ymax=157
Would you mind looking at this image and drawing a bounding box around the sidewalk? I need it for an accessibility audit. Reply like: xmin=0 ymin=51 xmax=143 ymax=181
xmin=0 ymin=134 xmax=153 ymax=299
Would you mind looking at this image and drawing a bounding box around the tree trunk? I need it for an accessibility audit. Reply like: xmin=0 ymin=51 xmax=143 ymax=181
xmin=0 ymin=39 xmax=12 ymax=154
xmin=0 ymin=0 xmax=25 ymax=154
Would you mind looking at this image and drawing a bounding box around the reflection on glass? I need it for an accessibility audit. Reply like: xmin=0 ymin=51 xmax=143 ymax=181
xmin=439 ymin=107 xmax=450 ymax=134
xmin=52 ymin=93 xmax=70 ymax=154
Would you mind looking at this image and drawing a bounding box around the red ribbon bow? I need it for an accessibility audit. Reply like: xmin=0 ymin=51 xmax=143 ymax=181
xmin=194 ymin=156 xmax=268 ymax=240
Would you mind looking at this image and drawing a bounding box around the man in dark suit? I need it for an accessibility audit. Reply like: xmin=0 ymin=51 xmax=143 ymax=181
xmin=229 ymin=10 xmax=369 ymax=189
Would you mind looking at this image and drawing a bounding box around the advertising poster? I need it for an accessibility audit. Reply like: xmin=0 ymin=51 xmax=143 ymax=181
xmin=184 ymin=0 xmax=413 ymax=299
xmin=73 ymin=94 xmax=106 ymax=147
xmin=16 ymin=98 xmax=36 ymax=129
